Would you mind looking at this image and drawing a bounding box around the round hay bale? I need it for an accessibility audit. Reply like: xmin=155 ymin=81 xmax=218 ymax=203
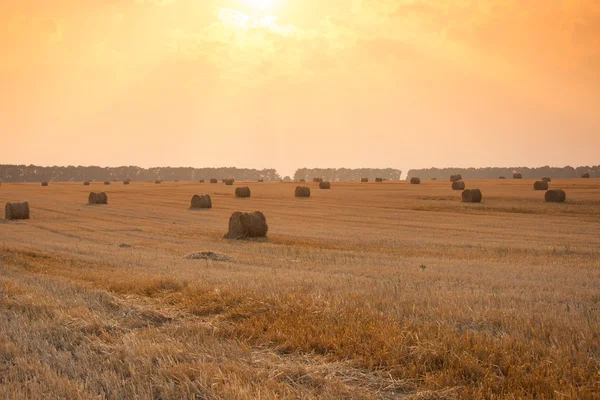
xmin=319 ymin=181 xmax=331 ymax=189
xmin=542 ymin=177 xmax=551 ymax=182
xmin=88 ymin=192 xmax=108 ymax=205
xmin=410 ymin=177 xmax=421 ymax=184
xmin=258 ymin=179 xmax=264 ymax=183
xmin=104 ymin=181 xmax=111 ymax=185
xmin=462 ymin=189 xmax=482 ymax=203
xmin=533 ymin=181 xmax=549 ymax=190
xmin=312 ymin=177 xmax=323 ymax=183
xmin=581 ymin=172 xmax=590 ymax=178
xmin=190 ymin=194 xmax=212 ymax=209
xmin=450 ymin=174 xmax=462 ymax=182
xmin=41 ymin=182 xmax=49 ymax=187
xmin=225 ymin=179 xmax=234 ymax=186
xmin=295 ymin=186 xmax=311 ymax=198
xmin=155 ymin=180 xmax=162 ymax=184
xmin=431 ymin=178 xmax=437 ymax=181
xmin=299 ymin=179 xmax=306 ymax=183
xmin=499 ymin=176 xmax=506 ymax=179
xmin=226 ymin=211 xmax=268 ymax=239
xmin=84 ymin=181 xmax=90 ymax=186
xmin=235 ymin=187 xmax=251 ymax=198
xmin=210 ymin=178 xmax=218 ymax=184
xmin=124 ymin=180 xmax=130 ymax=185
xmin=375 ymin=178 xmax=383 ymax=182
xmin=545 ymin=189 xmax=566 ymax=203
xmin=513 ymin=173 xmax=522 ymax=179
xmin=361 ymin=178 xmax=369 ymax=183
xmin=452 ymin=181 xmax=465 ymax=190
xmin=199 ymin=179 xmax=205 ymax=183
xmin=5 ymin=202 xmax=30 ymax=220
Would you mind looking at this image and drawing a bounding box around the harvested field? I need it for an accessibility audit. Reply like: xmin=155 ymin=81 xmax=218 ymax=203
xmin=0 ymin=179 xmax=599 ymax=399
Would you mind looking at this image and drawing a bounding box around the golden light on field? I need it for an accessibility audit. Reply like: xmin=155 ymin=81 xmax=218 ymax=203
xmin=243 ymin=0 xmax=278 ymax=10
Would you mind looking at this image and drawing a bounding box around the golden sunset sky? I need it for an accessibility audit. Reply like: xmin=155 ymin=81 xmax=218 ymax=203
xmin=1 ymin=0 xmax=598 ymax=176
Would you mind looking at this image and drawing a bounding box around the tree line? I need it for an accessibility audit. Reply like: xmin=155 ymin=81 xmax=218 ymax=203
xmin=293 ymin=168 xmax=402 ymax=182
xmin=0 ymin=165 xmax=281 ymax=182
xmin=406 ymin=166 xmax=600 ymax=180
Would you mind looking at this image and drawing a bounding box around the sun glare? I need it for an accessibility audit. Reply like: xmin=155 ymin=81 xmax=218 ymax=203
xmin=245 ymin=0 xmax=276 ymax=10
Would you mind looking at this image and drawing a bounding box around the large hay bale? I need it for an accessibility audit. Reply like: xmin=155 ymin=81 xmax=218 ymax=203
xmin=41 ymin=182 xmax=48 ymax=186
xmin=104 ymin=181 xmax=111 ymax=185
xmin=410 ymin=177 xmax=421 ymax=184
xmin=545 ymin=189 xmax=566 ymax=203
xmin=462 ymin=189 xmax=482 ymax=203
xmin=452 ymin=181 xmax=465 ymax=190
xmin=88 ymin=192 xmax=108 ymax=205
xmin=450 ymin=174 xmax=462 ymax=182
xmin=295 ymin=186 xmax=311 ymax=197
xmin=155 ymin=180 xmax=162 ymax=184
xmin=375 ymin=178 xmax=383 ymax=182
xmin=499 ymin=176 xmax=506 ymax=179
xmin=225 ymin=179 xmax=234 ymax=186
xmin=199 ymin=179 xmax=205 ymax=183
xmin=513 ymin=173 xmax=522 ymax=179
xmin=5 ymin=202 xmax=30 ymax=220
xmin=235 ymin=187 xmax=251 ymax=198
xmin=581 ymin=172 xmax=590 ymax=178
xmin=258 ymin=179 xmax=264 ymax=183
xmin=312 ymin=177 xmax=323 ymax=183
xmin=542 ymin=177 xmax=551 ymax=182
xmin=190 ymin=194 xmax=212 ymax=209
xmin=210 ymin=178 xmax=218 ymax=184
xmin=361 ymin=178 xmax=369 ymax=183
xmin=533 ymin=181 xmax=549 ymax=190
xmin=124 ymin=180 xmax=130 ymax=185
xmin=319 ymin=181 xmax=331 ymax=189
xmin=226 ymin=211 xmax=268 ymax=239
xmin=84 ymin=181 xmax=90 ymax=186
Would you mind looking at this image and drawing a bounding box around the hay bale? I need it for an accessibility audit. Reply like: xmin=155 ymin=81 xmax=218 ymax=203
xmin=581 ymin=172 xmax=591 ymax=178
xmin=319 ymin=181 xmax=331 ymax=189
xmin=513 ymin=173 xmax=522 ymax=179
xmin=124 ymin=180 xmax=130 ymax=185
xmin=499 ymin=176 xmax=506 ymax=179
xmin=5 ymin=202 xmax=30 ymax=220
xmin=235 ymin=187 xmax=251 ymax=198
xmin=225 ymin=179 xmax=234 ymax=186
xmin=545 ymin=189 xmax=566 ymax=203
xmin=84 ymin=181 xmax=90 ymax=186
xmin=361 ymin=178 xmax=369 ymax=183
xmin=199 ymin=179 xmax=205 ymax=183
xmin=104 ymin=181 xmax=111 ymax=185
xmin=88 ymin=192 xmax=108 ymax=205
xmin=312 ymin=178 xmax=323 ymax=183
xmin=190 ymin=194 xmax=212 ymax=209
xmin=155 ymin=180 xmax=162 ymax=184
xmin=410 ymin=177 xmax=421 ymax=184
xmin=226 ymin=211 xmax=268 ymax=239
xmin=542 ymin=177 xmax=551 ymax=182
xmin=210 ymin=178 xmax=218 ymax=184
xmin=533 ymin=181 xmax=549 ymax=190
xmin=174 ymin=180 xmax=179 ymax=183
xmin=41 ymin=182 xmax=48 ymax=186
xmin=295 ymin=186 xmax=311 ymax=198
xmin=450 ymin=174 xmax=462 ymax=182
xmin=375 ymin=178 xmax=383 ymax=182
xmin=452 ymin=181 xmax=465 ymax=190
xmin=299 ymin=179 xmax=306 ymax=183
xmin=258 ymin=179 xmax=264 ymax=183
xmin=431 ymin=178 xmax=437 ymax=181
xmin=462 ymin=189 xmax=482 ymax=203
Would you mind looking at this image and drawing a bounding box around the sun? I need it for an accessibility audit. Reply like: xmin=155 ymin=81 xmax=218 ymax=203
xmin=244 ymin=0 xmax=276 ymax=10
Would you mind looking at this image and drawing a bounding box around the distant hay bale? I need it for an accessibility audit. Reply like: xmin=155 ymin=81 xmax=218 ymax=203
xmin=222 ymin=179 xmax=227 ymax=183
xmin=581 ymin=172 xmax=590 ymax=178
xmin=104 ymin=181 xmax=111 ymax=185
xmin=124 ymin=180 xmax=130 ymax=185
xmin=499 ymin=176 xmax=506 ymax=179
xmin=210 ymin=178 xmax=218 ymax=184
xmin=431 ymin=178 xmax=437 ymax=181
xmin=174 ymin=180 xmax=179 ymax=183
xmin=235 ymin=186 xmax=251 ymax=198
xmin=410 ymin=177 xmax=421 ymax=184
xmin=155 ymin=180 xmax=162 ymax=184
xmin=361 ymin=178 xmax=369 ymax=183
xmin=5 ymin=202 xmax=30 ymax=220
xmin=199 ymin=179 xmax=205 ymax=183
xmin=83 ymin=181 xmax=90 ymax=186
xmin=375 ymin=178 xmax=383 ymax=182
xmin=190 ymin=194 xmax=212 ymax=209
xmin=513 ymin=173 xmax=522 ymax=179
xmin=225 ymin=211 xmax=268 ymax=239
xmin=299 ymin=179 xmax=306 ymax=183
xmin=312 ymin=178 xmax=323 ymax=183
xmin=533 ymin=181 xmax=549 ymax=190
xmin=450 ymin=174 xmax=462 ymax=182
xmin=41 ymin=182 xmax=48 ymax=187
xmin=542 ymin=177 xmax=551 ymax=182
xmin=295 ymin=186 xmax=311 ymax=197
xmin=225 ymin=179 xmax=234 ymax=186
xmin=545 ymin=189 xmax=566 ymax=203
xmin=258 ymin=179 xmax=264 ymax=183
xmin=88 ymin=192 xmax=108 ymax=205
xmin=452 ymin=181 xmax=465 ymax=190
xmin=319 ymin=181 xmax=331 ymax=189
xmin=462 ymin=189 xmax=482 ymax=203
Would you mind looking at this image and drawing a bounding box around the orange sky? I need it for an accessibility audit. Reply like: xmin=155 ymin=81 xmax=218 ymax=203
xmin=1 ymin=0 xmax=598 ymax=176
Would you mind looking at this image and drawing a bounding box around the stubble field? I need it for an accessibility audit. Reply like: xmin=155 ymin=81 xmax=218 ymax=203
xmin=1 ymin=179 xmax=599 ymax=399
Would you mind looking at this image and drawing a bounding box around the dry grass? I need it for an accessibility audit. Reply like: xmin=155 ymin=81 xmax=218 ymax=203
xmin=0 ymin=179 xmax=599 ymax=399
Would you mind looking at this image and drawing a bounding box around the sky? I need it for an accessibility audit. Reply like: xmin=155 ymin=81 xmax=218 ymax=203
xmin=1 ymin=0 xmax=598 ymax=177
